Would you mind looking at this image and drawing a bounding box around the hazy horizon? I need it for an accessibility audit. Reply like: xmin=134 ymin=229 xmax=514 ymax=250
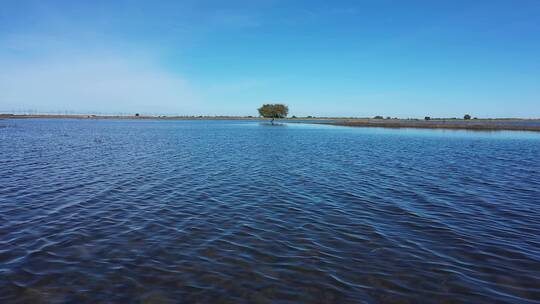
xmin=2 ymin=111 xmax=540 ymax=120
xmin=1 ymin=1 xmax=539 ymax=118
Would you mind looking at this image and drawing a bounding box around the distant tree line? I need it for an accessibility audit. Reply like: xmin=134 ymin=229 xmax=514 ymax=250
xmin=370 ymin=114 xmax=476 ymax=121
xmin=423 ymin=114 xmax=476 ymax=121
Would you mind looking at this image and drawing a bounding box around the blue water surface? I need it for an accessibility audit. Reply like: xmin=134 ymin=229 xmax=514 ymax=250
xmin=1 ymin=119 xmax=539 ymax=303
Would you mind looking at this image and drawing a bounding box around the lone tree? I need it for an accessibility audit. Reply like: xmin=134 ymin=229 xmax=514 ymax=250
xmin=464 ymin=114 xmax=471 ymax=120
xmin=258 ymin=104 xmax=289 ymax=124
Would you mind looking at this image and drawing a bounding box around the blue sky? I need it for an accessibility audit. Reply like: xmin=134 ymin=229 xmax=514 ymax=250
xmin=1 ymin=0 xmax=539 ymax=117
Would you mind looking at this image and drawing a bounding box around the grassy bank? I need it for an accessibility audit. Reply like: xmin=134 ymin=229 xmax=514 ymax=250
xmin=312 ymin=119 xmax=540 ymax=132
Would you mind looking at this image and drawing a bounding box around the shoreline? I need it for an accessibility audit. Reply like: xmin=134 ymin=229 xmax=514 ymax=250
xmin=0 ymin=114 xmax=264 ymax=120
xmin=2 ymin=114 xmax=540 ymax=132
xmin=311 ymin=119 xmax=540 ymax=132
xmin=0 ymin=114 xmax=334 ymax=121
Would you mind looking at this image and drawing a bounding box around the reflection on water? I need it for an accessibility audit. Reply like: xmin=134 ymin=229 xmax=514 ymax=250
xmin=1 ymin=119 xmax=539 ymax=303
xmin=260 ymin=123 xmax=287 ymax=127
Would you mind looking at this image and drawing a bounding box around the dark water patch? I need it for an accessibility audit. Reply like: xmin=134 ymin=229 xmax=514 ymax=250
xmin=1 ymin=119 xmax=539 ymax=303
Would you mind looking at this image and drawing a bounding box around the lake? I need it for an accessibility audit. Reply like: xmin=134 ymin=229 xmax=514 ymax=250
xmin=1 ymin=119 xmax=539 ymax=303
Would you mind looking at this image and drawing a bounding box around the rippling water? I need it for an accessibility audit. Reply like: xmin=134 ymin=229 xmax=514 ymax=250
xmin=1 ymin=119 xmax=539 ymax=303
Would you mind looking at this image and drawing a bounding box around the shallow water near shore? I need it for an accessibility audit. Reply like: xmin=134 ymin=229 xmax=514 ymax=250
xmin=1 ymin=119 xmax=539 ymax=303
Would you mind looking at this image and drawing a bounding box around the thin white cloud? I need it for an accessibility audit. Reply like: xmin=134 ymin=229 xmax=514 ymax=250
xmin=0 ymin=52 xmax=199 ymax=115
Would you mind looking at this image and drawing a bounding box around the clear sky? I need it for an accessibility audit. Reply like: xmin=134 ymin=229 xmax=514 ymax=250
xmin=1 ymin=0 xmax=539 ymax=118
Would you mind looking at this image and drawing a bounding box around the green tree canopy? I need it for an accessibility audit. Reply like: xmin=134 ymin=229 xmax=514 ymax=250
xmin=258 ymin=104 xmax=289 ymax=119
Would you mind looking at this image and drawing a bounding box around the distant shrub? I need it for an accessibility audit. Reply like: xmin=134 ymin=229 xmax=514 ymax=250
xmin=373 ymin=115 xmax=384 ymax=119
xmin=135 ymin=113 xmax=140 ymax=117
xmin=464 ymin=114 xmax=471 ymax=120
xmin=425 ymin=116 xmax=431 ymax=120
xmin=385 ymin=116 xmax=391 ymax=119
xmin=292 ymin=115 xmax=297 ymax=118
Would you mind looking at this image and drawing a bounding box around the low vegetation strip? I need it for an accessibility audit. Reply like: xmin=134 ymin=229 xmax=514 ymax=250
xmin=2 ymin=114 xmax=540 ymax=132
xmin=315 ymin=119 xmax=540 ymax=132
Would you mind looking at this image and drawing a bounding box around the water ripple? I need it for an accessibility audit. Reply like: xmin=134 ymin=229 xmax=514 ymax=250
xmin=1 ymin=119 xmax=539 ymax=303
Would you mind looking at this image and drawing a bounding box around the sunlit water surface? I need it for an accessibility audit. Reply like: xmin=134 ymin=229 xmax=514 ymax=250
xmin=1 ymin=119 xmax=539 ymax=303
